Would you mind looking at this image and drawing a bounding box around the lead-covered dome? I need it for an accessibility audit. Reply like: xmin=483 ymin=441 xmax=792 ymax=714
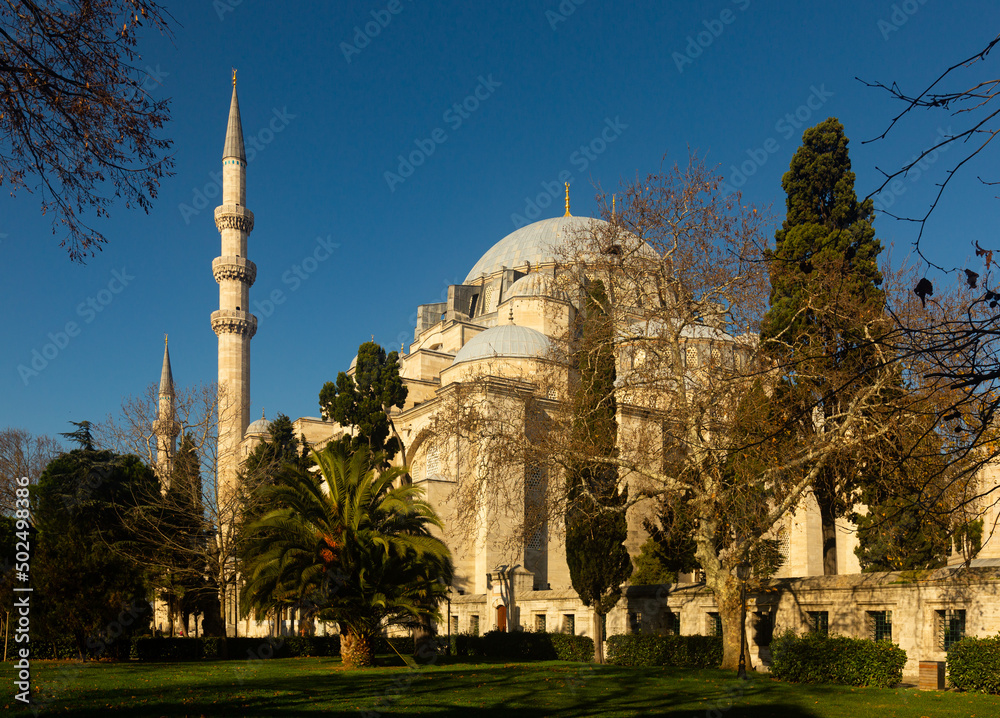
xmin=506 ymin=272 xmax=571 ymax=302
xmin=452 ymin=324 xmax=553 ymax=366
xmin=464 ymin=216 xmax=605 ymax=284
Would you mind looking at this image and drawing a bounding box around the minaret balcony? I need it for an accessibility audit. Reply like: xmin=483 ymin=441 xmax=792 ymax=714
xmin=213 ymin=256 xmax=258 ymax=285
xmin=214 ymin=204 xmax=255 ymax=233
xmin=211 ymin=309 xmax=258 ymax=338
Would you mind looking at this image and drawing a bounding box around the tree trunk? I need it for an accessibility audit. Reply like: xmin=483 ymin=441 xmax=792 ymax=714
xmin=708 ymin=572 xmax=754 ymax=672
xmin=593 ymin=610 xmax=605 ymax=664
xmin=820 ymin=509 xmax=839 ymax=576
xmin=341 ymin=629 xmax=375 ymax=668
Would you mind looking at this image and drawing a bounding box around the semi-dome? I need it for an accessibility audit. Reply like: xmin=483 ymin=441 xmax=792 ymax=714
xmin=464 ymin=216 xmax=605 ymax=284
xmin=452 ymin=324 xmax=554 ymax=366
xmin=506 ymin=272 xmax=571 ymax=302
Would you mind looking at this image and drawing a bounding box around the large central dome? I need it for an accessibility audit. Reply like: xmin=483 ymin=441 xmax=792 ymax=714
xmin=464 ymin=216 xmax=606 ymax=284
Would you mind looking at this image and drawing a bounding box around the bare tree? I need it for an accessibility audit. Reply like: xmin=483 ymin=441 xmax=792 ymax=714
xmin=93 ymin=382 xmax=266 ymax=636
xmin=0 ymin=426 xmax=60 ymax=515
xmin=0 ymin=0 xmax=174 ymax=261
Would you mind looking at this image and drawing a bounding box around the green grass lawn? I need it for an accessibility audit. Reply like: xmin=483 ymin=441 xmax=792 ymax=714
xmin=1 ymin=657 xmax=997 ymax=717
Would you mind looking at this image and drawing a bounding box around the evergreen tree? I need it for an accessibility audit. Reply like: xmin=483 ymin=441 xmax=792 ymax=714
xmin=319 ymin=341 xmax=408 ymax=464
xmin=761 ymin=117 xmax=886 ymax=574
xmin=32 ymin=422 xmax=156 ymax=657
xmin=564 ymin=281 xmax=632 ymax=663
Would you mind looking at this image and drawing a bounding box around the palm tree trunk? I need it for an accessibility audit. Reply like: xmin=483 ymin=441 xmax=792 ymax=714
xmin=341 ymin=628 xmax=375 ymax=668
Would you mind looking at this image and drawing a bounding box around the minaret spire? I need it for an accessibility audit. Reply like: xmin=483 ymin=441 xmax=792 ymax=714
xmin=223 ymin=76 xmax=246 ymax=165
xmin=153 ymin=335 xmax=180 ymax=486
xmin=159 ymin=334 xmax=174 ymax=397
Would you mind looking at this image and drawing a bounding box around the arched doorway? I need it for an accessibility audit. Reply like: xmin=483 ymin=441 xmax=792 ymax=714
xmin=496 ymin=605 xmax=507 ymax=632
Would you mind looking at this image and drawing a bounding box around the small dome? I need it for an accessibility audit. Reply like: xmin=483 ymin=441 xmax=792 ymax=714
xmin=349 ymin=354 xmax=357 ymax=370
xmin=506 ymin=272 xmax=570 ymax=302
xmin=246 ymin=415 xmax=270 ymax=436
xmin=452 ymin=325 xmax=553 ymax=366
xmin=464 ymin=216 xmax=605 ymax=284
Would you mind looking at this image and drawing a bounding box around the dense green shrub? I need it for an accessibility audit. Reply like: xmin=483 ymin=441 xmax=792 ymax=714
xmin=605 ymin=634 xmax=722 ymax=668
xmin=549 ymin=633 xmax=594 ymax=662
xmin=130 ymin=635 xmax=341 ymax=661
xmin=769 ymin=631 xmax=905 ymax=688
xmin=947 ymin=635 xmax=1000 ymax=693
xmin=447 ymin=631 xmax=593 ymax=662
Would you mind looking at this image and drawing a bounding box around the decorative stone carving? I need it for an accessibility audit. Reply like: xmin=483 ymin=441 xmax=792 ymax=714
xmin=212 ymin=256 xmax=257 ymax=285
xmin=214 ymin=204 xmax=255 ymax=233
xmin=211 ymin=309 xmax=258 ymax=338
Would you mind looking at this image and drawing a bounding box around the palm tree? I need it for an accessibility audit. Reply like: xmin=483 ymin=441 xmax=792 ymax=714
xmin=239 ymin=444 xmax=453 ymax=668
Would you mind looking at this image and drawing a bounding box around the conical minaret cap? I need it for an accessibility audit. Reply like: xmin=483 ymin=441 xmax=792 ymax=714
xmin=223 ymin=80 xmax=246 ymax=161
xmin=159 ymin=336 xmax=174 ymax=397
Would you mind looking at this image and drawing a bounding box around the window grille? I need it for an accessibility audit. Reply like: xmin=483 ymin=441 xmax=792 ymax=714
xmin=937 ymin=609 xmax=966 ymax=651
xmin=777 ymin=527 xmax=790 ymax=564
xmin=563 ymin=614 xmax=575 ymax=635
xmin=546 ymin=387 xmax=558 ymax=400
xmin=686 ymin=346 xmax=698 ymax=367
xmin=629 ymin=611 xmax=643 ymax=634
xmin=450 ymin=615 xmax=459 ymax=634
xmin=665 ymin=610 xmax=679 ymax=636
xmin=867 ymin=610 xmax=892 ymax=642
xmin=535 ymin=614 xmax=546 ymax=632
xmin=807 ymin=611 xmax=829 ymax=636
xmin=525 ymin=465 xmax=545 ymax=551
xmin=708 ymin=612 xmax=722 ymax=637
xmin=470 ymin=615 xmax=480 ymax=636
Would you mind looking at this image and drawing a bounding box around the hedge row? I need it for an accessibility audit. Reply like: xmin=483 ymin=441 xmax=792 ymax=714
xmin=769 ymin=631 xmax=905 ymax=688
xmin=605 ymin=634 xmax=723 ymax=668
xmin=947 ymin=636 xmax=1000 ymax=693
xmin=30 ymin=635 xmax=342 ymax=661
xmin=451 ymin=630 xmax=593 ymax=662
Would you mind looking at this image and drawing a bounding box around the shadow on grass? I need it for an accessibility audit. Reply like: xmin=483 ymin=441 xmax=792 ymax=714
xmin=12 ymin=661 xmax=831 ymax=717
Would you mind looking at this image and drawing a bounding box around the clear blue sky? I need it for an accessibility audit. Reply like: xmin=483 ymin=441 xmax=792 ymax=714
xmin=2 ymin=0 xmax=998 ymax=441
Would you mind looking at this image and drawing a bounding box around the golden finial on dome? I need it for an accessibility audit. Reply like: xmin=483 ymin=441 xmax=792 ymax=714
xmin=261 ymin=408 xmax=265 ymax=419
xmin=564 ymin=182 xmax=571 ymax=217
xmin=232 ymin=68 xmax=237 ymax=87
xmin=612 ymin=194 xmax=616 ymax=219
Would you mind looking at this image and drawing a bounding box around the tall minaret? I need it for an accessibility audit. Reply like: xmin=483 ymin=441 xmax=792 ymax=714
xmin=153 ymin=335 xmax=180 ymax=487
xmin=211 ymin=71 xmax=257 ymax=503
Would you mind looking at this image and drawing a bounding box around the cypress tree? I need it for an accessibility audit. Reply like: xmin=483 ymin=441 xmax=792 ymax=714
xmin=565 ymin=281 xmax=632 ymax=663
xmin=761 ymin=117 xmax=885 ymax=574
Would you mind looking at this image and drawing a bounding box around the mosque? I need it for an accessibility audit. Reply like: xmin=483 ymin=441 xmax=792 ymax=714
xmin=149 ymin=79 xmax=1000 ymax=678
